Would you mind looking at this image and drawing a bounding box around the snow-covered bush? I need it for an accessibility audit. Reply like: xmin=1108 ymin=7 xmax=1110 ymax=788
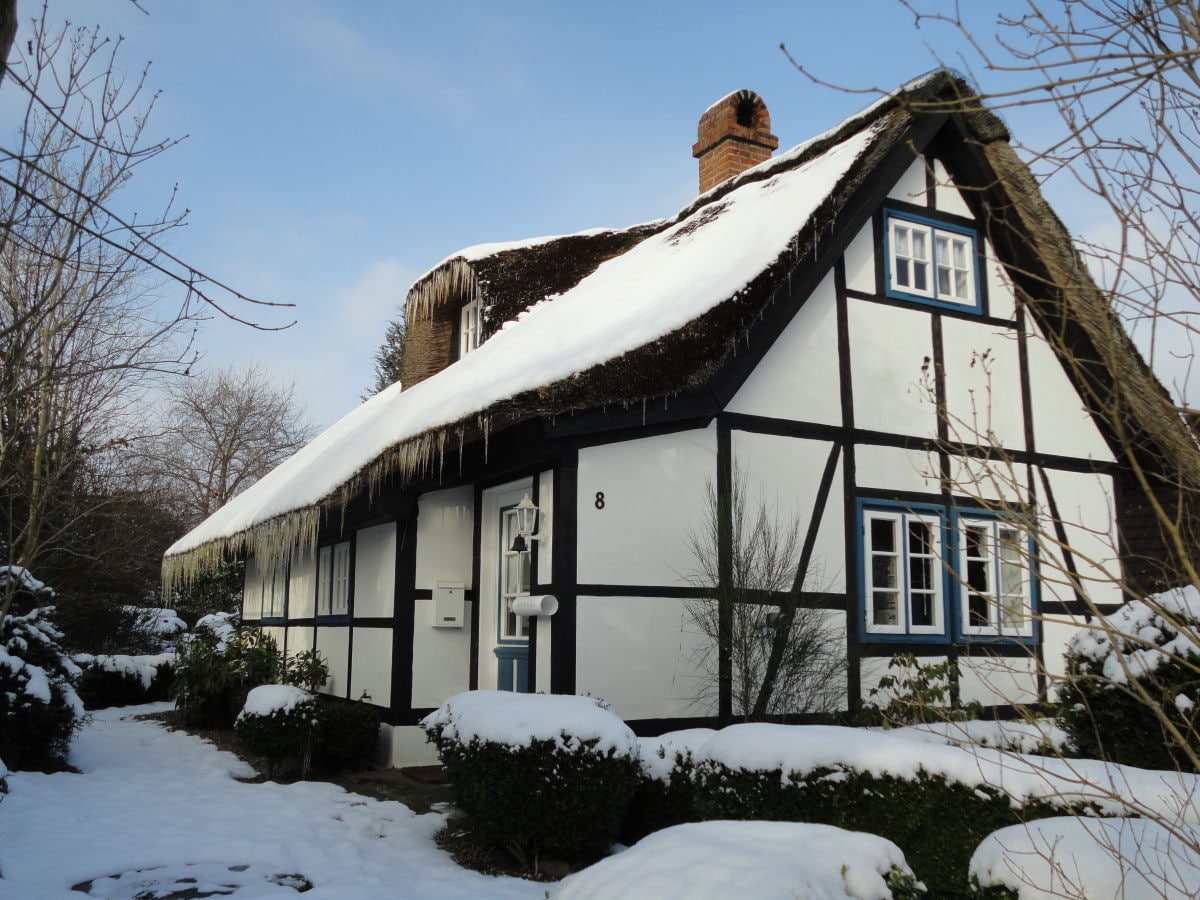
xmin=423 ymin=691 xmax=641 ymax=864
xmin=622 ymin=729 xmax=713 ymax=842
xmin=235 ymin=684 xmax=318 ymax=777
xmin=0 ymin=567 xmax=83 ymax=770
xmin=1057 ymin=586 xmax=1200 ymax=772
xmin=555 ymin=821 xmax=924 ymax=900
xmin=687 ymin=724 xmax=1090 ymax=897
xmin=74 ymin=653 xmax=174 ymax=709
xmin=313 ymin=696 xmax=379 ymax=772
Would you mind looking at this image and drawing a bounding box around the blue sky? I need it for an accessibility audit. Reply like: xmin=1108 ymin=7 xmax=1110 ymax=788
xmin=12 ymin=1 xmax=1063 ymax=427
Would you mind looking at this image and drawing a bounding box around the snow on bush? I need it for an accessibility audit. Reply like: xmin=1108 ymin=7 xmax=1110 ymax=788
xmin=424 ymin=691 xmax=641 ymax=861
xmin=0 ymin=565 xmax=50 ymax=595
xmin=971 ymin=816 xmax=1200 ymax=899
xmin=886 ymin=719 xmax=1069 ymax=756
xmin=74 ymin=653 xmax=174 ymax=709
xmin=1058 ymin=585 xmax=1200 ymax=771
xmin=554 ymin=820 xmax=923 ymax=900
xmin=235 ymin=684 xmax=318 ymax=776
xmin=192 ymin=611 xmax=236 ymax=648
xmin=239 ymin=684 xmax=314 ymax=720
xmin=637 ymin=728 xmax=715 ymax=783
xmin=74 ymin=653 xmax=173 ymax=692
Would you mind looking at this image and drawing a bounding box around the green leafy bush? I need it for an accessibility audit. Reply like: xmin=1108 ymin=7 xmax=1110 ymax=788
xmin=313 ymin=697 xmax=379 ymax=772
xmin=235 ymin=684 xmax=318 ymax=777
xmin=424 ymin=692 xmax=641 ymax=866
xmin=860 ymin=653 xmax=983 ymax=727
xmin=1057 ymin=587 xmax=1200 ymax=772
xmin=0 ymin=569 xmax=83 ymax=771
xmin=691 ymin=760 xmax=1072 ymax=897
xmin=173 ymin=626 xmax=283 ymax=728
xmin=75 ymin=654 xmax=173 ymax=709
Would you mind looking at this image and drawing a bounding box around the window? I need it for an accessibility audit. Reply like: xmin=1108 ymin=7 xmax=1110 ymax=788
xmin=260 ymin=560 xmax=287 ymax=622
xmin=863 ymin=506 xmax=945 ymax=636
xmin=459 ymin=297 xmax=481 ymax=357
xmin=499 ymin=506 xmax=531 ymax=640
xmin=859 ymin=501 xmax=1035 ymax=642
xmin=886 ymin=211 xmax=979 ymax=311
xmin=958 ymin=515 xmax=1034 ymax=637
xmin=317 ymin=540 xmax=351 ymax=618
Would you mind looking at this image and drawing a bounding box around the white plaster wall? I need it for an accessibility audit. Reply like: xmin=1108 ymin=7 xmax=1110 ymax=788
xmin=730 ymin=431 xmax=847 ymax=593
xmin=985 ymin=245 xmax=1017 ymax=322
xmin=537 ymin=468 xmax=554 ymax=584
xmin=1025 ymin=318 xmax=1114 ymax=461
xmin=1038 ymin=468 xmax=1123 ymax=609
xmin=948 ymin=456 xmax=1029 ymax=507
xmin=285 ymin=626 xmax=314 ymax=658
xmin=888 ymin=156 xmax=929 ymax=207
xmin=288 ymin=548 xmax=316 ymax=620
xmin=726 ymin=272 xmax=841 ymax=425
xmin=1042 ymin=618 xmax=1083 ymax=680
xmin=415 ymin=485 xmax=474 ymax=590
xmin=576 ymin=426 xmax=716 ymax=586
xmin=932 ymin=158 xmax=973 ymax=218
xmin=941 ymin=317 xmax=1026 ymax=452
xmin=844 ymin=223 xmax=877 ymax=296
xmin=534 ymin=616 xmax=552 ymax=693
xmin=349 ymin=626 xmax=392 ymax=707
xmin=354 ymin=522 xmax=395 ymax=619
xmin=314 ymin=627 xmax=350 ymax=698
xmin=575 ymin=595 xmax=714 ymax=720
xmin=411 ymin=600 xmax=473 ymax=708
xmin=382 ymin=723 xmax=438 ymax=767
xmin=854 ymin=444 xmax=940 ymax=495
xmin=958 ymin=654 xmax=1040 ymax=707
xmin=847 ymin=299 xmax=937 ymax=438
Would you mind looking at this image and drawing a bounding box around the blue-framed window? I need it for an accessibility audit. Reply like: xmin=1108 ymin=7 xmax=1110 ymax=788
xmin=316 ymin=539 xmax=352 ymax=621
xmin=884 ymin=210 xmax=981 ymax=313
xmin=858 ymin=499 xmax=1036 ymax=643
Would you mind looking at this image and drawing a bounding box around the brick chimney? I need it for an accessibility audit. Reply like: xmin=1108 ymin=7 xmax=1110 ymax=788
xmin=692 ymin=90 xmax=779 ymax=194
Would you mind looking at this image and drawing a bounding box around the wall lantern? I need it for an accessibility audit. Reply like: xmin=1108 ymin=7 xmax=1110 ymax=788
xmin=510 ymin=494 xmax=540 ymax=553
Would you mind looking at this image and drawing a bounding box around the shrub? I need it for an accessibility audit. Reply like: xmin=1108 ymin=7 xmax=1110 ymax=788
xmin=313 ymin=696 xmax=379 ymax=772
xmin=423 ymin=691 xmax=641 ymax=866
xmin=173 ymin=626 xmax=283 ymax=728
xmin=74 ymin=654 xmax=173 ymax=709
xmin=860 ymin=653 xmax=983 ymax=727
xmin=235 ymin=684 xmax=318 ymax=777
xmin=0 ymin=568 xmax=84 ymax=771
xmin=1057 ymin=586 xmax=1200 ymax=772
xmin=621 ymin=729 xmax=713 ymax=843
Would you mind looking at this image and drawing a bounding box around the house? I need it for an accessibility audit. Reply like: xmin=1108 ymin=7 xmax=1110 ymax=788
xmin=164 ymin=71 xmax=1193 ymax=766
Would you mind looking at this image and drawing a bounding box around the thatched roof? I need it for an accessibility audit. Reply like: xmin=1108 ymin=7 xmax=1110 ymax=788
xmin=163 ymin=70 xmax=1189 ymax=588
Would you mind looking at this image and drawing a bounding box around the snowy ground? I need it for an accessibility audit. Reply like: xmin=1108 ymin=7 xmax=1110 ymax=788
xmin=0 ymin=704 xmax=546 ymax=899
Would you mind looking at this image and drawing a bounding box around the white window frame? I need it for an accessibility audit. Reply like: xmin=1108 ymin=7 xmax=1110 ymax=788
xmin=459 ymin=297 xmax=481 ymax=357
xmin=957 ymin=516 xmax=1034 ymax=638
xmin=499 ymin=505 xmax=530 ymax=641
xmin=863 ymin=507 xmax=945 ymax=637
xmin=317 ymin=540 xmax=351 ymax=618
xmin=887 ymin=213 xmax=977 ymax=308
xmin=260 ymin=560 xmax=287 ymax=621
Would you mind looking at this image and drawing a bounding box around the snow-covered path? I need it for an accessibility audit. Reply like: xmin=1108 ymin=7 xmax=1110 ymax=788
xmin=0 ymin=704 xmax=547 ymax=899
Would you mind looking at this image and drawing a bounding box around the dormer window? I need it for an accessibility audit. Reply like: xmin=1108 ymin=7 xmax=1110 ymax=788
xmin=885 ymin=210 xmax=980 ymax=312
xmin=459 ymin=297 xmax=481 ymax=357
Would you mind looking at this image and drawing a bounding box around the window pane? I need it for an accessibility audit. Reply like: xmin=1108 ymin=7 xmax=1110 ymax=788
xmin=895 ymin=226 xmax=909 ymax=256
xmin=969 ymin=591 xmax=989 ymax=626
xmin=872 ymin=555 xmax=897 ymax=590
xmin=871 ymin=518 xmax=896 ymax=553
xmin=911 ymin=590 xmax=934 ymax=627
xmin=911 ymin=555 xmax=931 ymax=591
xmin=937 ymin=265 xmax=951 ymax=295
xmin=967 ymin=558 xmax=989 ymax=593
xmin=908 ymin=521 xmax=933 ymax=555
xmin=954 ymin=270 xmax=969 ymax=299
xmin=896 ymin=259 xmax=910 ymax=287
xmin=873 ymin=591 xmax=898 ymax=626
xmin=912 ymin=231 xmax=927 ymax=260
xmin=953 ymin=238 xmax=968 ymax=268
xmin=965 ymin=525 xmax=985 ymax=556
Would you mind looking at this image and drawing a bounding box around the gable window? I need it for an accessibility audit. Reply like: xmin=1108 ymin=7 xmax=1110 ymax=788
xmin=862 ymin=505 xmax=946 ymax=637
xmin=859 ymin=500 xmax=1036 ymax=643
xmin=317 ymin=540 xmax=351 ymax=619
xmin=885 ymin=211 xmax=979 ymax=312
xmin=957 ymin=514 xmax=1034 ymax=638
xmin=459 ymin=297 xmax=481 ymax=357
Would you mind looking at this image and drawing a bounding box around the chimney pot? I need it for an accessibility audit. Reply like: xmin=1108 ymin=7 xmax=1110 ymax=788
xmin=692 ymin=90 xmax=779 ymax=194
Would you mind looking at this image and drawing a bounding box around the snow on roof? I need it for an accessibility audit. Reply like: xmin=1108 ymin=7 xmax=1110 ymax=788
xmin=165 ymin=118 xmax=879 ymax=570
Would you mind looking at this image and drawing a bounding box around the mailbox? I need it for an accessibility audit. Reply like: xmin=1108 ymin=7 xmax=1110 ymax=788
xmin=433 ymin=581 xmax=465 ymax=628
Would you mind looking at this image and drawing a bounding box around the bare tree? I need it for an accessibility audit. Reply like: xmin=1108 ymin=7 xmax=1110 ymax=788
xmin=137 ymin=366 xmax=316 ymax=529
xmin=685 ymin=468 xmax=845 ymax=721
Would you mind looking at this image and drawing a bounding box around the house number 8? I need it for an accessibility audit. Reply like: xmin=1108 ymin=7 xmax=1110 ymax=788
xmin=594 ymin=491 xmax=605 ymax=510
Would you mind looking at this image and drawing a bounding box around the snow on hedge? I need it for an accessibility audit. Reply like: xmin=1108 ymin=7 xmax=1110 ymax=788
xmin=886 ymin=719 xmax=1069 ymax=755
xmin=971 ymin=816 xmax=1200 ymax=899
xmin=694 ymin=723 xmax=1200 ymax=819
xmin=193 ymin=612 xmax=236 ymax=647
xmin=637 ymin=729 xmax=716 ymax=783
xmin=239 ymin=684 xmax=314 ymax=720
xmin=74 ymin=653 xmax=173 ymax=690
xmin=553 ymin=820 xmax=917 ymax=900
xmin=126 ymin=607 xmax=188 ymax=638
xmin=0 ymin=564 xmax=51 ymax=595
xmin=1068 ymin=585 xmax=1200 ymax=685
xmin=422 ymin=691 xmax=638 ymax=757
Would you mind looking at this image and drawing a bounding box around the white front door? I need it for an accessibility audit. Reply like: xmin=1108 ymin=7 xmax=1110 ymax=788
xmin=479 ymin=479 xmax=533 ymax=691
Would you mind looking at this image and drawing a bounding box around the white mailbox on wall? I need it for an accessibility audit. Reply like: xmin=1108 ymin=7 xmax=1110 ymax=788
xmin=433 ymin=581 xmax=465 ymax=628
